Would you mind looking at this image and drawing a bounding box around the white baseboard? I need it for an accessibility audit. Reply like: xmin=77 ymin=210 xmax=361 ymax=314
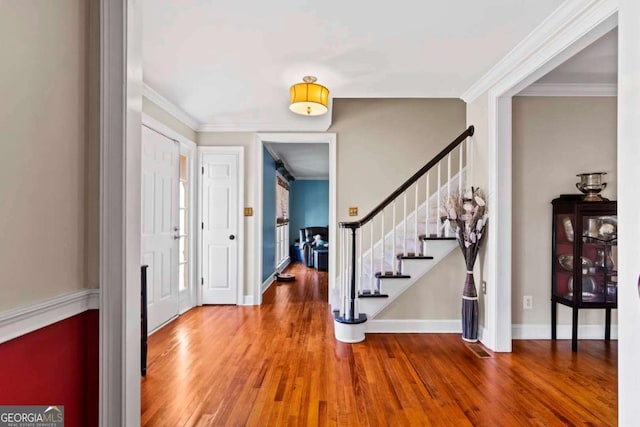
xmin=512 ymin=323 xmax=618 ymax=340
xmin=276 ymin=257 xmax=291 ymax=273
xmin=242 ymin=295 xmax=255 ymax=306
xmin=261 ymin=276 xmax=275 ymax=295
xmin=367 ymin=319 xmax=461 ymax=333
xmin=0 ymin=288 xmax=100 ymax=345
xmin=261 ymin=258 xmax=292 ymax=297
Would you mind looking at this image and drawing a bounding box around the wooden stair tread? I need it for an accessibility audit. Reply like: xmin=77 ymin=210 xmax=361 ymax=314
xmin=359 ymin=291 xmax=389 ymax=298
xmin=419 ymin=234 xmax=457 ymax=241
xmin=374 ymin=272 xmax=411 ymax=279
xmin=397 ymin=254 xmax=434 ymax=260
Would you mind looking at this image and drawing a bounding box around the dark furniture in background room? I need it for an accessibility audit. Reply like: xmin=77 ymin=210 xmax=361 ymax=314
xmin=299 ymin=226 xmax=329 ymax=268
xmin=313 ymin=247 xmax=329 ymax=271
xmin=141 ymin=264 xmax=148 ymax=376
xmin=551 ymin=195 xmax=617 ymax=352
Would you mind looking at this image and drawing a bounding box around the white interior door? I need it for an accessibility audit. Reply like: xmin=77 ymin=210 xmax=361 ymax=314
xmin=142 ymin=126 xmax=179 ymax=331
xmin=201 ymin=150 xmax=241 ymax=304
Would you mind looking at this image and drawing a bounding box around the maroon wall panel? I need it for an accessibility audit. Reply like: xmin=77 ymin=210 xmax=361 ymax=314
xmin=0 ymin=310 xmax=99 ymax=427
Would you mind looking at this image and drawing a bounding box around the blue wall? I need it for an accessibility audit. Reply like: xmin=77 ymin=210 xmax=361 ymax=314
xmin=262 ymin=147 xmax=276 ymax=282
xmin=290 ymin=180 xmax=329 ymax=245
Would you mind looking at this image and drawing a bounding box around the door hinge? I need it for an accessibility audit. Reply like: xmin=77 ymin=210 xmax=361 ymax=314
xmin=201 ymin=277 xmax=204 ymax=286
xmin=201 ymin=222 xmax=204 ymax=229
xmin=201 ymin=166 xmax=204 ymax=174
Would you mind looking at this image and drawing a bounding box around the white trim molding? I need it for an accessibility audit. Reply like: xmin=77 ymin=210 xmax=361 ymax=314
xmin=198 ymin=122 xmax=330 ymax=132
xmin=469 ymin=0 xmax=618 ymax=353
xmin=0 ymin=289 xmax=99 ymax=345
xmin=366 ymin=319 xmax=462 ymax=334
xmin=254 ymin=133 xmax=338 ymax=307
xmin=518 ymin=83 xmax=617 ymax=96
xmin=462 ymin=0 xmax=619 ymax=103
xmin=512 ymin=323 xmax=618 ymax=340
xmin=261 ymin=276 xmax=275 ymax=295
xmin=100 ymin=0 xmax=142 ymax=424
xmin=143 ymin=83 xmax=200 ymax=131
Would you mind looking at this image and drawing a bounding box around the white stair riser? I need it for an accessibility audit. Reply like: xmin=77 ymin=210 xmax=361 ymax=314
xmin=358 ymin=239 xmax=458 ymax=318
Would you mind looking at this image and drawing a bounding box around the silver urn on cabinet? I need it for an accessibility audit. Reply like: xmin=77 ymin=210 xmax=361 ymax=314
xmin=576 ymin=172 xmax=608 ymax=201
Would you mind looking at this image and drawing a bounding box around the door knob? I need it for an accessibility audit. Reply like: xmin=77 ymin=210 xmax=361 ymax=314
xmin=229 ymin=234 xmax=235 ymax=240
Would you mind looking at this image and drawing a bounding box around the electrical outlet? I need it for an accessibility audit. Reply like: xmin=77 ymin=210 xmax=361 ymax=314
xmin=523 ymin=295 xmax=533 ymax=310
xmin=481 ymin=281 xmax=487 ymax=294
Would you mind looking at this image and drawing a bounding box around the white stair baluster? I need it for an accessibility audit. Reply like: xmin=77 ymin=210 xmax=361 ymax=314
xmin=447 ymin=153 xmax=452 ymax=200
xmin=459 ymin=140 xmax=464 ymax=195
xmin=370 ymin=220 xmax=374 ymax=292
xmin=425 ymin=172 xmax=430 ymax=240
xmin=414 ymin=182 xmax=419 ymax=255
xmin=402 ymin=193 xmax=407 ymax=256
xmin=447 ymin=154 xmax=452 ymax=237
xmin=358 ymin=228 xmax=362 ymax=297
xmin=392 ymin=201 xmax=397 ymax=275
xmin=340 ymin=228 xmax=345 ymax=317
xmin=436 ymin=163 xmax=441 ymax=237
xmin=380 ymin=210 xmax=385 ymax=277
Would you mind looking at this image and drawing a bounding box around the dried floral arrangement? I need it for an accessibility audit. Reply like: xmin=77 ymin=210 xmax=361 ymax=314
xmin=442 ymin=187 xmax=488 ymax=270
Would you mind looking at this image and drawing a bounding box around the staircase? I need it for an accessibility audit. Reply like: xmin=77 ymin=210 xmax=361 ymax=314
xmin=333 ymin=126 xmax=474 ymax=343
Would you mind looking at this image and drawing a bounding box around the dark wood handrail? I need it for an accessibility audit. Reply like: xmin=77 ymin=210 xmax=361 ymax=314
xmin=340 ymin=125 xmax=474 ymax=229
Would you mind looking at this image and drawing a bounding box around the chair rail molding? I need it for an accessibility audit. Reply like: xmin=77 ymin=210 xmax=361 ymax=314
xmin=0 ymin=289 xmax=99 ymax=345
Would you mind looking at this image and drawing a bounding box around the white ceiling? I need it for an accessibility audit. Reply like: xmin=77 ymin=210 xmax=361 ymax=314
xmin=264 ymin=143 xmax=329 ymax=180
xmin=536 ymin=28 xmax=618 ymax=84
xmin=142 ymin=0 xmax=565 ymax=131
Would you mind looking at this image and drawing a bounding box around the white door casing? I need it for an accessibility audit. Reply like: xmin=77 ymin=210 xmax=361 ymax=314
xmin=254 ymin=133 xmax=337 ymax=306
xmin=200 ymin=148 xmax=244 ymax=305
xmin=141 ymin=126 xmax=180 ymax=331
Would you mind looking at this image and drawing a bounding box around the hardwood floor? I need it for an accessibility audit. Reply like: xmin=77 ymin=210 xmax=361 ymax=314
xmin=141 ymin=263 xmax=617 ymax=426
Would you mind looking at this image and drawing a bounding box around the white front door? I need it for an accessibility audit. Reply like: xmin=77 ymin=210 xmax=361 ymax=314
xmin=201 ymin=150 xmax=241 ymax=304
xmin=142 ymin=126 xmax=179 ymax=331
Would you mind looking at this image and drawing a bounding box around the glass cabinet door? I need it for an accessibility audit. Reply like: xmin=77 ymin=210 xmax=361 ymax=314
xmin=581 ymin=214 xmax=617 ymax=304
xmin=553 ymin=213 xmax=576 ymax=301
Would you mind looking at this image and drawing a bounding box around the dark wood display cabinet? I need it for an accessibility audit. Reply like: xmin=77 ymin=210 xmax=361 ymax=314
xmin=551 ymin=195 xmax=617 ymax=352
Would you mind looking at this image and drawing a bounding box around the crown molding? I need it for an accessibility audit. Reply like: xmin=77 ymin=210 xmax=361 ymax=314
xmin=198 ymin=122 xmax=331 ymax=133
xmin=518 ymin=82 xmax=617 ymax=96
xmin=462 ymin=0 xmax=619 ymax=103
xmin=294 ymin=176 xmax=330 ymax=180
xmin=262 ymin=143 xmax=280 ymax=162
xmin=142 ymin=83 xmax=200 ymax=131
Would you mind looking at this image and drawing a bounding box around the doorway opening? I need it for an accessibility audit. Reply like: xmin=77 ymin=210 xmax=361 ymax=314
xmin=255 ymin=133 xmax=337 ymax=306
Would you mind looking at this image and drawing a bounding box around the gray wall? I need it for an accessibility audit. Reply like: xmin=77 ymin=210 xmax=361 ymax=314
xmin=0 ymin=0 xmax=98 ymax=311
xmin=512 ymin=96 xmax=617 ymax=327
xmin=329 ymin=99 xmax=468 ymax=320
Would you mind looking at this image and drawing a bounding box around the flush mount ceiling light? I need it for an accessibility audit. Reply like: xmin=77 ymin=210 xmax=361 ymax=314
xmin=289 ymin=76 xmax=329 ymax=116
